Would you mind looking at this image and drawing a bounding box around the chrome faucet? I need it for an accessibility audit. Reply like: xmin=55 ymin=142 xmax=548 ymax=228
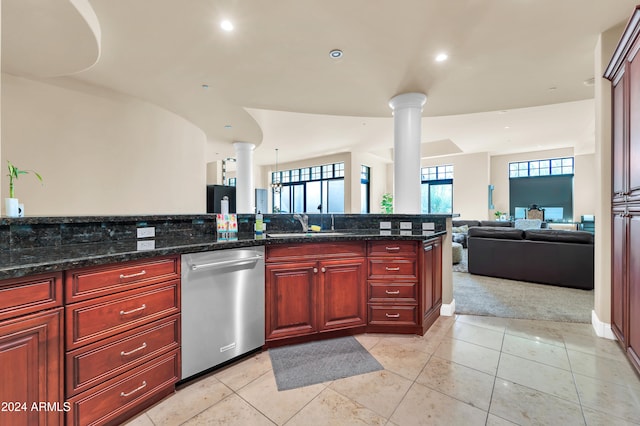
xmin=293 ymin=213 xmax=309 ymax=232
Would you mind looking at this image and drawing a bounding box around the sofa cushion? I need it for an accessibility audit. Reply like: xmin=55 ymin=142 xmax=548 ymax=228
xmin=480 ymin=220 xmax=512 ymax=227
xmin=514 ymin=219 xmax=542 ymax=230
xmin=468 ymin=227 xmax=525 ymax=240
xmin=524 ymin=229 xmax=594 ymax=244
xmin=452 ymin=220 xmax=481 ymax=228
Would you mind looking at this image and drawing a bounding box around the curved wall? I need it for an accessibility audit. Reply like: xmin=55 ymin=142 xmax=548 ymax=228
xmin=1 ymin=74 xmax=207 ymax=215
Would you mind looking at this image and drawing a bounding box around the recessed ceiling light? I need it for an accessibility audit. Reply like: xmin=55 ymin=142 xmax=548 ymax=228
xmin=329 ymin=49 xmax=343 ymax=59
xmin=435 ymin=53 xmax=448 ymax=62
xmin=548 ymin=86 xmax=557 ymax=91
xmin=220 ymin=20 xmax=234 ymax=31
xmin=583 ymin=77 xmax=595 ymax=86
xmin=224 ymin=124 xmax=232 ymax=129
xmin=202 ymin=84 xmax=209 ymax=89
xmin=504 ymin=126 xmax=510 ymax=129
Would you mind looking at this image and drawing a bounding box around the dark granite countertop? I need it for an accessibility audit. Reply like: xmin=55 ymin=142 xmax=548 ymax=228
xmin=0 ymin=230 xmax=446 ymax=280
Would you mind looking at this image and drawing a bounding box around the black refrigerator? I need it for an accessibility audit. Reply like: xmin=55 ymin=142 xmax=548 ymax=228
xmin=206 ymin=185 xmax=236 ymax=213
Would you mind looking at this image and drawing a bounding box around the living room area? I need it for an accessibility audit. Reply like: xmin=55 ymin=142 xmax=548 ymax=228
xmin=420 ymin=147 xmax=597 ymax=324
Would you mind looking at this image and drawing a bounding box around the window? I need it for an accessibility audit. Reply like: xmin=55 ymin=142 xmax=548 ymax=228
xmin=509 ymin=157 xmax=574 ymax=221
xmin=360 ymin=165 xmax=370 ymax=214
xmin=509 ymin=157 xmax=574 ymax=178
xmin=421 ymin=165 xmax=453 ymax=214
xmin=272 ymin=162 xmax=345 ymax=213
xmin=227 ymin=178 xmax=236 ymax=187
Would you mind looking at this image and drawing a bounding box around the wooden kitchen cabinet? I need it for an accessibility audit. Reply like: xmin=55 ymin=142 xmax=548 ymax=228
xmin=64 ymin=255 xmax=181 ymax=425
xmin=421 ymin=237 xmax=443 ymax=334
xmin=605 ymin=5 xmax=640 ymax=375
xmin=0 ymin=273 xmax=64 ymax=426
xmin=265 ymin=242 xmax=366 ymax=344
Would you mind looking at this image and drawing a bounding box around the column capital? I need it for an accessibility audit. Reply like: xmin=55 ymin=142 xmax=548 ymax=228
xmin=388 ymin=92 xmax=427 ymax=111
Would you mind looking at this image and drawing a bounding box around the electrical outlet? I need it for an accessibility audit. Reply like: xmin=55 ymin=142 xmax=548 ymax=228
xmin=137 ymin=240 xmax=155 ymax=251
xmin=137 ymin=227 xmax=155 ymax=238
xmin=400 ymin=222 xmax=412 ymax=230
xmin=379 ymin=221 xmax=392 ymax=229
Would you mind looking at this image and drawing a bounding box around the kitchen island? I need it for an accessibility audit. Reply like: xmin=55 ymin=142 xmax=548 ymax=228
xmin=0 ymin=213 xmax=451 ymax=426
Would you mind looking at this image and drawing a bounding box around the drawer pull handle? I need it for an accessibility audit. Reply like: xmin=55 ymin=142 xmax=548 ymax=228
xmin=385 ymin=290 xmax=401 ymax=295
xmin=120 ymin=270 xmax=147 ymax=279
xmin=385 ymin=267 xmax=401 ymax=271
xmin=121 ymin=342 xmax=147 ymax=357
xmin=385 ymin=313 xmax=400 ymax=318
xmin=385 ymin=246 xmax=401 ymax=251
xmin=120 ymin=381 xmax=147 ymax=398
xmin=120 ymin=304 xmax=146 ymax=316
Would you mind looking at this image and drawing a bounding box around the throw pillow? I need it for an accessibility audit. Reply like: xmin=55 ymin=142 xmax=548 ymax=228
xmin=451 ymin=224 xmax=469 ymax=234
xmin=514 ymin=219 xmax=542 ymax=230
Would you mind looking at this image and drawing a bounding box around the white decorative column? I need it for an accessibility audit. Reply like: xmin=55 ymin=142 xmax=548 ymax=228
xmin=233 ymin=142 xmax=255 ymax=213
xmin=388 ymin=93 xmax=426 ymax=214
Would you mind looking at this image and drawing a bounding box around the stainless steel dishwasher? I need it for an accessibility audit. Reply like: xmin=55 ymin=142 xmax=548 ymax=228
xmin=181 ymin=247 xmax=265 ymax=381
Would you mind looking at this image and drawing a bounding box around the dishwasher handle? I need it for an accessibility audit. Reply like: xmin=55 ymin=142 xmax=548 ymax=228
xmin=189 ymin=254 xmax=264 ymax=271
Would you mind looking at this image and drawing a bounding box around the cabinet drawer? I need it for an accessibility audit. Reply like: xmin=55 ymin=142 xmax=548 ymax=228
xmin=367 ymin=241 xmax=418 ymax=257
xmin=67 ymin=349 xmax=179 ymax=426
xmin=368 ymin=305 xmax=417 ymax=326
xmin=66 ymin=314 xmax=180 ymax=397
xmin=0 ymin=272 xmax=62 ymax=321
xmin=65 ymin=256 xmax=180 ymax=303
xmin=368 ymin=282 xmax=417 ymax=303
xmin=368 ymin=259 xmax=417 ymax=279
xmin=267 ymin=241 xmax=365 ymax=262
xmin=66 ymin=281 xmax=180 ymax=350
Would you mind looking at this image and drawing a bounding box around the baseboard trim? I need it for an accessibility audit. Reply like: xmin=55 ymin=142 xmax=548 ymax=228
xmin=441 ymin=299 xmax=455 ymax=316
xmin=591 ymin=310 xmax=616 ymax=340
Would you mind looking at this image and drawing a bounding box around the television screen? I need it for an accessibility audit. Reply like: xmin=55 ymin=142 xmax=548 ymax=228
xmin=542 ymin=207 xmax=563 ymax=221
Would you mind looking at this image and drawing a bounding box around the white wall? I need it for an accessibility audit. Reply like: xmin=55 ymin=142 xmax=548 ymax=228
xmin=421 ymin=152 xmax=490 ymax=220
xmin=574 ymin=153 xmax=597 ymax=221
xmin=1 ymin=74 xmax=207 ymax=215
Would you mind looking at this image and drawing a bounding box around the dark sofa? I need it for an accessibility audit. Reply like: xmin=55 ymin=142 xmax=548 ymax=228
xmin=467 ymin=227 xmax=594 ymax=290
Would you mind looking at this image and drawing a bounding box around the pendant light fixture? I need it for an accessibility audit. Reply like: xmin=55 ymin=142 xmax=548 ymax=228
xmin=271 ymin=148 xmax=282 ymax=193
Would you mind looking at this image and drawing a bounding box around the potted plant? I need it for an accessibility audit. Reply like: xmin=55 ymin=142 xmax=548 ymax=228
xmin=380 ymin=193 xmax=393 ymax=214
xmin=5 ymin=161 xmax=43 ymax=217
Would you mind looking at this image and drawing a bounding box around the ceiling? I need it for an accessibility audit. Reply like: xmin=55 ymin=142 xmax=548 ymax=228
xmin=2 ymin=0 xmax=637 ymax=165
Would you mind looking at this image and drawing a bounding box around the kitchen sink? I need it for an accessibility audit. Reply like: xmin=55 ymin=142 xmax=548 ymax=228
xmin=266 ymin=232 xmax=347 ymax=238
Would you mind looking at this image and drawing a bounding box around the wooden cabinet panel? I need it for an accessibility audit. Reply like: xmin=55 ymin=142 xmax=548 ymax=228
xmin=368 ymin=282 xmax=417 ymax=303
xmin=66 ymin=314 xmax=180 ymax=397
xmin=0 ymin=308 xmax=63 ymax=426
xmin=612 ymin=210 xmax=627 ymax=344
xmin=367 ymin=241 xmax=419 ymax=257
xmin=613 ymin=70 xmax=627 ymax=202
xmin=66 ymin=281 xmax=179 ymax=350
xmin=67 ymin=349 xmax=179 ymax=426
xmin=266 ymin=242 xmax=365 ymax=262
xmin=0 ymin=272 xmax=62 ymax=322
xmin=368 ymin=305 xmax=417 ymax=326
xmin=629 ymin=43 xmax=640 ymax=201
xmin=368 ymin=259 xmax=417 ymax=279
xmin=628 ymin=211 xmax=640 ymax=368
xmin=65 ymin=256 xmax=180 ymax=303
xmin=265 ymin=262 xmax=317 ymax=340
xmin=318 ymin=258 xmax=366 ymax=331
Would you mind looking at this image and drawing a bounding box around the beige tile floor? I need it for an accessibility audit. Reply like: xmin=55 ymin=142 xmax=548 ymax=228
xmin=126 ymin=315 xmax=640 ymax=426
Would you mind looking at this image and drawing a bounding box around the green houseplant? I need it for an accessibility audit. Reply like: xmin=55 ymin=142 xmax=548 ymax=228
xmin=5 ymin=161 xmax=43 ymax=217
xmin=380 ymin=193 xmax=393 ymax=214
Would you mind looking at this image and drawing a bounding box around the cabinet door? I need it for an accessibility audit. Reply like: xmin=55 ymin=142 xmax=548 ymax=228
xmin=612 ymin=68 xmax=627 ymax=202
xmin=628 ymin=209 xmax=640 ymax=368
xmin=628 ymin=44 xmax=640 ymax=202
xmin=0 ymin=308 xmax=63 ymax=426
xmin=421 ymin=238 xmax=442 ymax=331
xmin=612 ymin=209 xmax=628 ymax=345
xmin=318 ymin=258 xmax=366 ymax=331
xmin=265 ymin=262 xmax=317 ymax=341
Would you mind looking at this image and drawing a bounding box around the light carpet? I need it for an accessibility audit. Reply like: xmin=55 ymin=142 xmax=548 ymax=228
xmin=268 ymin=336 xmax=383 ymax=391
xmin=453 ymin=249 xmax=593 ymax=323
